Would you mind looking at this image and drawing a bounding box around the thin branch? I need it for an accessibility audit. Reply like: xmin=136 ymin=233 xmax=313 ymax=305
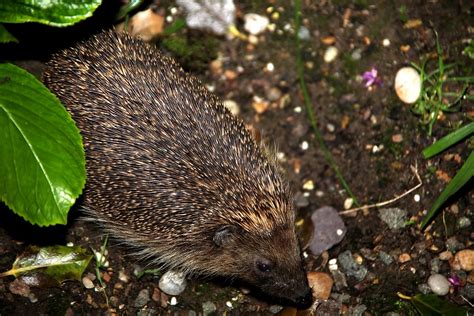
xmin=339 ymin=165 xmax=422 ymax=215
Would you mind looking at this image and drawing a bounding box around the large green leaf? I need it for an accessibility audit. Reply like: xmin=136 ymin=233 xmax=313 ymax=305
xmin=423 ymin=122 xmax=474 ymax=159
xmin=0 ymin=63 xmax=86 ymax=226
xmin=0 ymin=23 xmax=17 ymax=43
xmin=0 ymin=245 xmax=92 ymax=286
xmin=0 ymin=0 xmax=102 ymax=27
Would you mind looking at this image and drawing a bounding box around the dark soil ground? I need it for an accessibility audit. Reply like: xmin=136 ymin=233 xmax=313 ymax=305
xmin=0 ymin=1 xmax=473 ymax=315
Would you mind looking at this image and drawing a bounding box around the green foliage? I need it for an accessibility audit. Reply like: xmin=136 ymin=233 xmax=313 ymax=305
xmin=398 ymin=293 xmax=468 ymax=315
xmin=0 ymin=24 xmax=17 ymax=43
xmin=0 ymin=245 xmax=92 ymax=286
xmin=410 ymin=31 xmax=473 ymax=135
xmin=0 ymin=0 xmax=101 ymax=27
xmin=420 ymin=122 xmax=474 ymax=229
xmin=0 ymin=63 xmax=86 ymax=226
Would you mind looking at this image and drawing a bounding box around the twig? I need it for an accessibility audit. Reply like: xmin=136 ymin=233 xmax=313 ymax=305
xmin=339 ymin=165 xmax=422 ymax=215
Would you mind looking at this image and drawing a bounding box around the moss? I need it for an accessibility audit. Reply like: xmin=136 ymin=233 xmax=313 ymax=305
xmin=162 ymin=33 xmax=219 ymax=72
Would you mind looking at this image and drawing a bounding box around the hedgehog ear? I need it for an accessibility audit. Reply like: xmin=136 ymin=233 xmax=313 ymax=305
xmin=213 ymin=225 xmax=239 ymax=247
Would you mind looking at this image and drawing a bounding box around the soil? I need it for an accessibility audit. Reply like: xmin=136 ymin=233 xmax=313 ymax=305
xmin=0 ymin=1 xmax=473 ymax=315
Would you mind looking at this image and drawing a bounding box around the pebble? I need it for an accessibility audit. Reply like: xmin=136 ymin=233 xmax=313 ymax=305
xmin=382 ymin=38 xmax=391 ymax=46
xmin=379 ymin=251 xmax=394 ymax=265
xmin=202 ymin=301 xmax=217 ymax=315
xmin=158 ymin=270 xmax=187 ymax=296
xmin=439 ymin=250 xmax=453 ymax=261
xmin=343 ymin=198 xmax=353 ymax=210
xmin=394 ymin=67 xmax=421 ymax=104
xmin=460 ymin=283 xmax=474 ymax=300
xmin=350 ymin=304 xmax=367 ymax=316
xmin=398 ymin=253 xmax=411 ymax=263
xmin=427 ymin=274 xmax=450 ymax=296
xmin=8 ymin=279 xmax=30 ymax=297
xmin=169 ymin=296 xmax=178 ymax=306
xmin=378 ymin=207 xmax=407 ymax=230
xmin=391 ymin=134 xmax=403 ymax=143
xmin=223 ymin=99 xmax=240 ymax=116
xmin=134 ymin=289 xmax=150 ymax=307
xmin=302 ymin=179 xmax=314 ymax=190
xmin=118 ymin=270 xmax=129 ymax=283
xmin=446 ymin=237 xmax=465 ymax=252
xmin=430 ymin=257 xmax=441 ymax=273
xmin=82 ymin=276 xmax=95 ymax=289
xmin=418 ymin=283 xmax=431 ymax=295
xmin=243 ymin=13 xmax=269 ymax=35
xmin=309 ymin=206 xmax=347 ymax=255
xmin=338 ymin=250 xmax=368 ymax=282
xmin=452 ymin=249 xmax=474 ymax=271
xmin=267 ymin=87 xmax=282 ymax=101
xmin=351 ymin=48 xmax=362 ymax=60
xmin=324 ymin=46 xmax=338 ymax=63
xmin=457 ymin=217 xmax=471 ymax=229
xmin=414 ymin=194 xmax=420 ymax=202
xmin=307 ymin=271 xmax=333 ymax=300
xmin=297 ymin=26 xmax=311 ymax=40
xmin=300 ymin=141 xmax=309 ymax=150
xmin=268 ymin=305 xmax=283 ymax=313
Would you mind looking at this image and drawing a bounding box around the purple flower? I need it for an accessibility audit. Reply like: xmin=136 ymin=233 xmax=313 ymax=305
xmin=448 ymin=274 xmax=461 ymax=288
xmin=362 ymin=67 xmax=382 ymax=88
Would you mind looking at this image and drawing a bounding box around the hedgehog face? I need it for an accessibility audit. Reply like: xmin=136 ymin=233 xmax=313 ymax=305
xmin=212 ymin=224 xmax=313 ymax=308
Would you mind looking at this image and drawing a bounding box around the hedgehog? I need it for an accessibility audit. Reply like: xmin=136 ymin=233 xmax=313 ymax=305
xmin=42 ymin=30 xmax=313 ymax=308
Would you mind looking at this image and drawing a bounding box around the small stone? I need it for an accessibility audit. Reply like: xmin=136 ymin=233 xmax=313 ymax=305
xmin=9 ymin=279 xmax=30 ymax=297
xmin=307 ymin=271 xmax=333 ymax=300
xmin=297 ymin=26 xmax=311 ymax=40
xmin=223 ymin=100 xmax=240 ymax=116
xmin=159 ymin=270 xmax=187 ymax=296
xmin=427 ymin=274 xmax=450 ymax=296
xmin=460 ymin=283 xmax=474 ymax=300
xmin=430 ymin=258 xmax=441 ymax=273
xmin=324 ymin=46 xmax=338 ymax=63
xmin=118 ymin=270 xmax=129 ymax=283
xmin=268 ymin=305 xmax=283 ymax=314
xmin=82 ymin=276 xmax=95 ymax=289
xmin=309 ymin=207 xmax=347 ymax=256
xmin=343 ymin=198 xmax=353 ymax=210
xmin=399 ymin=253 xmax=411 ymax=263
xmin=265 ymin=62 xmax=275 ymax=72
xmin=414 ymin=194 xmax=421 ymax=202
xmin=382 ymin=38 xmax=391 ymax=47
xmin=134 ymin=289 xmax=150 ymax=308
xmin=302 ymin=179 xmax=314 ymax=190
xmin=300 ymin=141 xmax=309 ymax=150
xmin=169 ymin=296 xmax=178 ymax=306
xmin=252 ymin=97 xmax=269 ymax=114
xmin=351 ymin=48 xmax=362 ymax=60
xmin=224 ymin=70 xmax=238 ymax=81
xmin=267 ymin=87 xmax=282 ymax=101
xmin=395 ymin=67 xmax=421 ymax=104
xmin=202 ymin=301 xmax=217 ymax=314
xmin=152 ymin=287 xmax=161 ymax=302
xmin=326 ymin=123 xmax=336 ymax=132
xmin=392 ymin=134 xmax=403 ymax=143
xmin=102 ymin=271 xmax=112 ymax=283
xmin=418 ymin=283 xmax=431 ymax=295
xmin=437 ymin=251 xmax=452 ymax=262
xmin=452 ymin=249 xmax=474 ymax=271
xmin=379 ymin=251 xmax=394 ymax=265
xmin=457 ymin=217 xmax=471 ymax=229
xmin=338 ymin=250 xmax=368 ymax=281
xmin=446 ymin=237 xmax=465 ymax=252
xmin=379 ymin=207 xmax=407 ymax=230
xmin=244 ymin=13 xmax=269 ymax=35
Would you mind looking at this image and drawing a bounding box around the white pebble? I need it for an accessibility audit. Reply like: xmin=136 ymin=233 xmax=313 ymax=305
xmin=427 ymin=274 xmax=450 ymax=296
xmin=82 ymin=276 xmax=95 ymax=289
xmin=244 ymin=13 xmax=269 ymax=35
xmin=169 ymin=296 xmax=178 ymax=306
xmin=223 ymin=100 xmax=240 ymax=116
xmin=294 ymin=106 xmax=302 ymax=113
xmin=395 ymin=67 xmax=421 ymax=104
xmin=300 ymin=141 xmax=309 ymax=150
xmin=343 ymin=198 xmax=354 ymax=209
xmin=302 ymin=180 xmax=314 ymax=191
xmin=226 ymin=301 xmax=233 ymax=308
xmin=336 ymin=229 xmax=344 ymax=236
xmin=324 ymin=46 xmax=338 ymax=63
xmin=382 ymin=38 xmax=390 ymax=47
xmin=159 ymin=270 xmax=187 ymax=296
xmin=414 ymin=194 xmax=420 ymax=202
xmin=265 ymin=62 xmax=275 ymax=72
xmin=66 ymin=242 xmax=74 ymax=247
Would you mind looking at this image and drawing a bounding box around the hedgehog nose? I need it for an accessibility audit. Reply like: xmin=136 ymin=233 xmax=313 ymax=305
xmin=295 ymin=289 xmax=313 ymax=309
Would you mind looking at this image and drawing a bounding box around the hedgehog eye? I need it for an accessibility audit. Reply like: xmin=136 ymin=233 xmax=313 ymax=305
xmin=256 ymin=259 xmax=273 ymax=273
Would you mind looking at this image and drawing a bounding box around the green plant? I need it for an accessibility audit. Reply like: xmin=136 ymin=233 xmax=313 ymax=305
xmin=420 ymin=122 xmax=474 ymax=229
xmin=410 ymin=31 xmax=473 ymax=135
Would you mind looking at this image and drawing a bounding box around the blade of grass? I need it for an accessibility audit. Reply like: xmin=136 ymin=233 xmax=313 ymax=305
xmin=422 ymin=122 xmax=474 ymax=158
xmin=420 ymin=151 xmax=474 ymax=229
xmin=294 ymin=0 xmax=358 ymax=205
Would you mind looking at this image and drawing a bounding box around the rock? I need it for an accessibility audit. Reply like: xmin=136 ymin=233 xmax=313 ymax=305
xmin=460 ymin=283 xmax=474 ymax=300
xmin=297 ymin=26 xmax=311 ymax=40
xmin=202 ymin=301 xmax=217 ymax=315
xmin=427 ymin=274 xmax=450 ymax=296
xmin=457 ymin=217 xmax=471 ymax=229
xmin=223 ymin=99 xmax=240 ymax=116
xmin=378 ymin=207 xmax=407 ymax=230
xmin=324 ymin=46 xmax=338 ymax=63
xmin=243 ymin=13 xmax=269 ymax=35
xmin=8 ymin=279 xmax=30 ymax=297
xmin=418 ymin=283 xmax=431 ymax=295
xmin=159 ymin=270 xmax=187 ymax=295
xmin=379 ymin=251 xmax=394 ymax=265
xmin=394 ymin=67 xmax=421 ymax=104
xmin=134 ymin=289 xmax=150 ymax=307
xmin=338 ymin=250 xmax=368 ymax=282
xmin=398 ymin=253 xmax=411 ymax=263
xmin=309 ymin=206 xmax=347 ymax=255
xmin=307 ymin=271 xmax=333 ymax=300
xmin=266 ymin=87 xmax=282 ymax=101
xmin=452 ymin=249 xmax=474 ymax=271
xmin=82 ymin=276 xmax=95 ymax=289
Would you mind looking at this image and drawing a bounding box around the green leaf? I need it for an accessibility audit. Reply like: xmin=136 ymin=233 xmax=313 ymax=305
xmin=0 ymin=0 xmax=102 ymax=27
xmin=423 ymin=122 xmax=474 ymax=158
xmin=0 ymin=245 xmax=92 ymax=286
xmin=162 ymin=18 xmax=186 ymax=36
xmin=410 ymin=294 xmax=468 ymax=316
xmin=0 ymin=23 xmax=17 ymax=43
xmin=0 ymin=63 xmax=86 ymax=226
xmin=420 ymin=151 xmax=474 ymax=229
